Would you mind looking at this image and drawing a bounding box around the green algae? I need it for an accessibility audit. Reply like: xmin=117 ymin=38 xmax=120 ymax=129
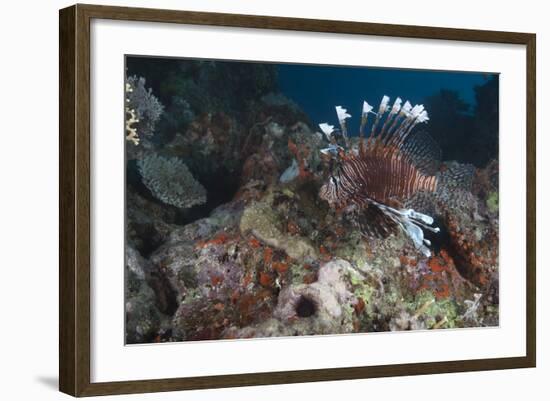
xmin=240 ymin=201 xmax=317 ymax=260
xmin=486 ymin=191 xmax=499 ymax=214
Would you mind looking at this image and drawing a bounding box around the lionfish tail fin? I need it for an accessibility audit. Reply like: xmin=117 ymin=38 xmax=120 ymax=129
xmin=436 ymin=162 xmax=476 ymax=195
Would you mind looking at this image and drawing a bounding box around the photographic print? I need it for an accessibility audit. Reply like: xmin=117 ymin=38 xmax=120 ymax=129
xmin=124 ymin=56 xmax=499 ymax=344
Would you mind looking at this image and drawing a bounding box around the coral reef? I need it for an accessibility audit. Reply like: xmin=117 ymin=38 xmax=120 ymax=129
xmin=137 ymin=154 xmax=206 ymax=209
xmin=124 ymin=59 xmax=499 ymax=344
xmin=125 ymin=188 xmax=176 ymax=255
xmin=239 ymin=200 xmax=317 ymax=260
xmin=225 ymin=259 xmax=356 ymax=337
xmin=125 ymin=76 xmax=164 ymax=146
xmin=128 ymin=154 xmax=497 ymax=342
xmin=125 ymin=246 xmax=165 ymax=344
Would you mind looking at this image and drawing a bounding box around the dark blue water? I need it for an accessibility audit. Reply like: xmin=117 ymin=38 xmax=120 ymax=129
xmin=277 ymin=63 xmax=494 ymax=128
xmin=126 ymin=55 xmax=498 ymax=166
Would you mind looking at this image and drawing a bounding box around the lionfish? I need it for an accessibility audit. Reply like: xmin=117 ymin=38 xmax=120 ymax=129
xmin=318 ymin=96 xmax=470 ymax=257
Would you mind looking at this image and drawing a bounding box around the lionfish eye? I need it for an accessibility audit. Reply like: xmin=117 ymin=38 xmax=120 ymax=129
xmin=331 ymin=176 xmax=338 ymax=185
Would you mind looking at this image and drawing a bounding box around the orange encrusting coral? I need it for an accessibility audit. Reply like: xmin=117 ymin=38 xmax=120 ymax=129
xmin=354 ymin=297 xmax=366 ymax=315
xmin=210 ymin=274 xmax=224 ymax=287
xmin=248 ymin=237 xmax=262 ymax=248
xmin=287 ymin=138 xmax=311 ymax=180
xmin=259 ymin=272 xmax=273 ymax=287
xmin=272 ymin=261 xmax=289 ymax=274
xmin=263 ymin=247 xmax=273 ymax=264
xmin=420 ymin=250 xmax=456 ymax=300
xmin=195 ymin=232 xmax=231 ymax=249
xmin=445 ymin=213 xmax=498 ymax=289
xmin=319 ymin=245 xmax=332 ymax=261
xmin=428 ymin=250 xmax=453 ymax=273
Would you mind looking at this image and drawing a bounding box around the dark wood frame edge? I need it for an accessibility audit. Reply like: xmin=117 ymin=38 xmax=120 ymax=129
xmin=59 ymin=3 xmax=536 ymax=397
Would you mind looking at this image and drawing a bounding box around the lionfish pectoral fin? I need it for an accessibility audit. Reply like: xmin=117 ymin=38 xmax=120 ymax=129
xmin=401 ymin=220 xmax=432 ymax=257
xmin=370 ymin=201 xmax=439 ymax=257
xmin=357 ymin=203 xmax=399 ymax=239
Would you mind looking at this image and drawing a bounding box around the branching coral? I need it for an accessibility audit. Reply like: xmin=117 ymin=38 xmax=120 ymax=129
xmin=137 ymin=154 xmax=207 ymax=209
xmin=125 ymin=94 xmax=140 ymax=145
xmin=125 ymin=76 xmax=164 ymax=145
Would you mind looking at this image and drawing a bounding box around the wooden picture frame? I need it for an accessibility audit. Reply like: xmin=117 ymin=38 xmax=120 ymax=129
xmin=59 ymin=3 xmax=536 ymax=397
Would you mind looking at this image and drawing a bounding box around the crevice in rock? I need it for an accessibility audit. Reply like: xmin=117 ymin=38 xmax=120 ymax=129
xmin=295 ymin=295 xmax=317 ymax=318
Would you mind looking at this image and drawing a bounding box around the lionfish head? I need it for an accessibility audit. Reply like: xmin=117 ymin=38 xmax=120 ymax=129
xmin=319 ymin=173 xmax=350 ymax=208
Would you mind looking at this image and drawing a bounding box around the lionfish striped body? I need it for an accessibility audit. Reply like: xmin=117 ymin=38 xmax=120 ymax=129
xmin=321 ymin=147 xmax=438 ymax=209
xmin=318 ymin=96 xmax=443 ymax=256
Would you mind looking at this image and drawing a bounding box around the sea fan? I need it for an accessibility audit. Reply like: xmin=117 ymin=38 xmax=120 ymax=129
xmin=138 ymin=154 xmax=207 ymax=209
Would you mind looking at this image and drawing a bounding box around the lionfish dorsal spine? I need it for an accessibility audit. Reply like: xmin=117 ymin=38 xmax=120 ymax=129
xmin=378 ymin=97 xmax=402 ymax=145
